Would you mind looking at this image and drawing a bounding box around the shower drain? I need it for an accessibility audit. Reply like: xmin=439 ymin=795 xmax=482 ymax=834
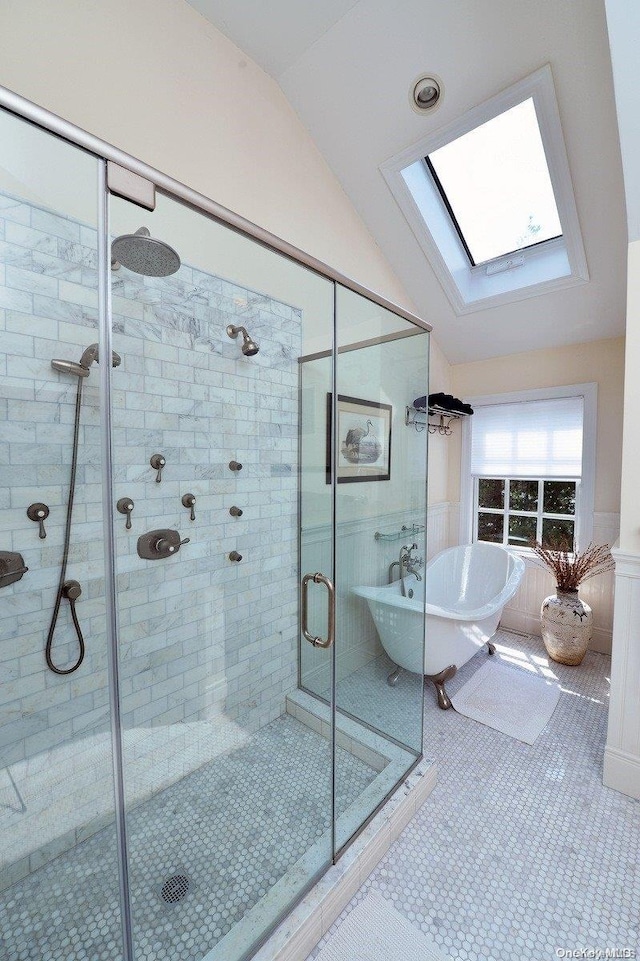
xmin=160 ymin=872 xmax=191 ymax=904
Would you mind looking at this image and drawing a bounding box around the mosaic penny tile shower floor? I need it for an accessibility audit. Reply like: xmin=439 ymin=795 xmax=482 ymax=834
xmin=1 ymin=713 xmax=376 ymax=961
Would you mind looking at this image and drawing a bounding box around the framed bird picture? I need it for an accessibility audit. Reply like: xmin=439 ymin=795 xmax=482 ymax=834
xmin=326 ymin=394 xmax=392 ymax=483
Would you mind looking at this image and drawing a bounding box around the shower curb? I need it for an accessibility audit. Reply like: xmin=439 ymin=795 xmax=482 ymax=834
xmin=249 ymin=758 xmax=437 ymax=961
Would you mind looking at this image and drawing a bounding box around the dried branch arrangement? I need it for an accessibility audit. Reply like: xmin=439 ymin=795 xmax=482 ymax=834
xmin=529 ymin=539 xmax=614 ymax=591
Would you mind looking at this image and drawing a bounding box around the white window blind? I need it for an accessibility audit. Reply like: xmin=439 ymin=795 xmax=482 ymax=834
xmin=470 ymin=396 xmax=584 ymax=479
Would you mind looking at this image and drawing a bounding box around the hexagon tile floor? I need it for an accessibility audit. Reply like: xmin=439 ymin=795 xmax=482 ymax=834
xmin=308 ymin=631 xmax=640 ymax=961
xmin=1 ymin=713 xmax=376 ymax=961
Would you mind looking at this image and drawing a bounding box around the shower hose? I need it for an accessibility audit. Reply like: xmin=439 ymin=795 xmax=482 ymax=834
xmin=45 ymin=376 xmax=86 ymax=675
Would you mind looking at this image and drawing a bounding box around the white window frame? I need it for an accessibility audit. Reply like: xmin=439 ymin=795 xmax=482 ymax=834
xmin=380 ymin=65 xmax=589 ymax=314
xmin=459 ymin=383 xmax=597 ymax=552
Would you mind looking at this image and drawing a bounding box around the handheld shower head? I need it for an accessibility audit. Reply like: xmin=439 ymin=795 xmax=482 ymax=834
xmin=226 ymin=324 xmax=259 ymax=357
xmin=51 ymin=359 xmax=90 ymax=378
xmin=52 ymin=344 xmax=122 ymax=378
xmin=79 ymin=344 xmax=122 ymax=370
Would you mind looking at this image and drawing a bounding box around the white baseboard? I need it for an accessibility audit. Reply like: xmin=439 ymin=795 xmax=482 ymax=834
xmin=603 ymin=746 xmax=640 ymax=801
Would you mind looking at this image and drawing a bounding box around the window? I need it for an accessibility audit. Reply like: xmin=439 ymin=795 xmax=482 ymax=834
xmin=461 ymin=385 xmax=597 ymax=552
xmin=426 ymin=98 xmax=562 ymax=266
xmin=476 ymin=478 xmax=577 ymax=549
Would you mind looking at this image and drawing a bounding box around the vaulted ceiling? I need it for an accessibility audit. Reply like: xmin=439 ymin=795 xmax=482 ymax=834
xmin=187 ymin=0 xmax=627 ymax=364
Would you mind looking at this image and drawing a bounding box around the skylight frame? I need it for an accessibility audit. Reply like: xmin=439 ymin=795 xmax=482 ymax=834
xmin=379 ymin=66 xmax=589 ymax=314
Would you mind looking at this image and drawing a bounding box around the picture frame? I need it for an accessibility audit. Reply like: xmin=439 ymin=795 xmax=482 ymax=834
xmin=326 ymin=394 xmax=392 ymax=483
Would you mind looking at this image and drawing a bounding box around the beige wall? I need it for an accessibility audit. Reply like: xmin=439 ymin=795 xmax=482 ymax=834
xmin=427 ymin=338 xmax=453 ymax=506
xmin=450 ymin=336 xmax=625 ymax=515
xmin=0 ymin=0 xmax=409 ymax=307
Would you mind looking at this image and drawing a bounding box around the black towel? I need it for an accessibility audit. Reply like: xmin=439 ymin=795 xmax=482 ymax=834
xmin=413 ymin=393 xmax=474 ymax=415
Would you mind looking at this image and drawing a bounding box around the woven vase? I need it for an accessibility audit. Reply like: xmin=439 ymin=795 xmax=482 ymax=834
xmin=541 ymin=588 xmax=592 ymax=665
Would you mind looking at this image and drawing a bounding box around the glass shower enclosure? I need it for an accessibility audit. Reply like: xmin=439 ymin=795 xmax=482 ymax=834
xmin=0 ymin=90 xmax=429 ymax=961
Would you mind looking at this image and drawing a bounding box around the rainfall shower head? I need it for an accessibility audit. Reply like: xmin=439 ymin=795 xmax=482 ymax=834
xmin=51 ymin=344 xmax=122 ymax=378
xmin=226 ymin=324 xmax=259 ymax=357
xmin=111 ymin=226 xmax=181 ymax=277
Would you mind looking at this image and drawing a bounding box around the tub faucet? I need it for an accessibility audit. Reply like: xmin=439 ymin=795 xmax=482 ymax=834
xmin=401 ymin=543 xmax=423 ymax=580
xmin=397 ymin=544 xmax=423 ymax=597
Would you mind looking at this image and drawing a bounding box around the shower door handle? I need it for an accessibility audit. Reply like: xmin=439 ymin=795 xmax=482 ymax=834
xmin=301 ymin=572 xmax=335 ymax=649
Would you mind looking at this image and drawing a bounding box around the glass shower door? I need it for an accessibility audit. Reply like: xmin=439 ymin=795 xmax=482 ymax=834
xmin=108 ymin=188 xmax=336 ymax=961
xmin=332 ymin=285 xmax=428 ymax=852
xmin=0 ymin=108 xmax=125 ymax=959
xmin=300 ymin=283 xmax=428 ymax=855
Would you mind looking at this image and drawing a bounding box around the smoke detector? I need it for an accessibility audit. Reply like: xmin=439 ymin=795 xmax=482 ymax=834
xmin=411 ymin=75 xmax=443 ymax=113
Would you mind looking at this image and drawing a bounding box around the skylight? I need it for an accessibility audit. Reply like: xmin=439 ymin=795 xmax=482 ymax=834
xmin=426 ymin=98 xmax=562 ymax=265
xmin=381 ymin=66 xmax=588 ymax=313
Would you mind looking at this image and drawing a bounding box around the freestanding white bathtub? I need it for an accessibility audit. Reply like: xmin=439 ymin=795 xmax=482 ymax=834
xmin=353 ymin=543 xmax=525 ymax=708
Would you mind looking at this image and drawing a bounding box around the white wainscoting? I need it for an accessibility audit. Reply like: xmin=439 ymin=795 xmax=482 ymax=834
xmin=604 ymin=547 xmax=640 ymax=801
xmin=501 ymin=512 xmax=619 ymax=654
xmin=426 ymin=501 xmax=451 ymax=560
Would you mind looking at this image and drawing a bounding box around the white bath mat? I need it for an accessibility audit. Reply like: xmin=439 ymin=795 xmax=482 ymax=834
xmin=451 ymin=660 xmax=560 ymax=744
xmin=315 ymin=892 xmax=453 ymax=961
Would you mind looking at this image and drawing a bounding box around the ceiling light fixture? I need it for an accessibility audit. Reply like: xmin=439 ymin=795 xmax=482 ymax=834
xmin=411 ymin=75 xmax=442 ymax=113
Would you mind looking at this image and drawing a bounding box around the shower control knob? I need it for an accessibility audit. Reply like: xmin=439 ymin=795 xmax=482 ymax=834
xmin=229 ymin=551 xmax=243 ymax=562
xmin=137 ymin=529 xmax=190 ymax=560
xmin=27 ymin=502 xmax=50 ymax=539
xmin=229 ymin=506 xmax=243 ymax=517
xmin=156 ymin=535 xmax=191 ymax=555
xmin=150 ymin=453 xmax=166 ymax=483
xmin=157 ymin=538 xmax=176 ymax=555
xmin=181 ymin=493 xmax=196 ymax=521
xmin=228 ymin=460 xmax=243 ymax=472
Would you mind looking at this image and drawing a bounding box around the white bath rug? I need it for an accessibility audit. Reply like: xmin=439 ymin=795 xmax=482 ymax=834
xmin=315 ymin=892 xmax=453 ymax=961
xmin=451 ymin=660 xmax=560 ymax=744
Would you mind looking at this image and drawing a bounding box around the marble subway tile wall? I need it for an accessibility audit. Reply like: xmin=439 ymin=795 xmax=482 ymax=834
xmin=0 ymin=192 xmax=108 ymax=775
xmin=109 ymin=259 xmax=301 ymax=738
xmin=0 ymin=191 xmax=301 ymax=872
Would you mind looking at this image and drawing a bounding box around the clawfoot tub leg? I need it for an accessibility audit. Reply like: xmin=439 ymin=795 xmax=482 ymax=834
xmin=487 ymin=641 xmax=496 ymax=655
xmin=425 ymin=664 xmax=457 ymax=710
xmin=387 ymin=665 xmax=401 ymax=687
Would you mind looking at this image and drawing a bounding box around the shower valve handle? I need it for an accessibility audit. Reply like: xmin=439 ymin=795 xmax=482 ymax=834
xmin=181 ymin=493 xmax=196 ymax=521
xmin=27 ymin=502 xmax=50 ymax=539
xmin=150 ymin=453 xmax=166 ymax=483
xmin=116 ymin=497 xmax=135 ymax=530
